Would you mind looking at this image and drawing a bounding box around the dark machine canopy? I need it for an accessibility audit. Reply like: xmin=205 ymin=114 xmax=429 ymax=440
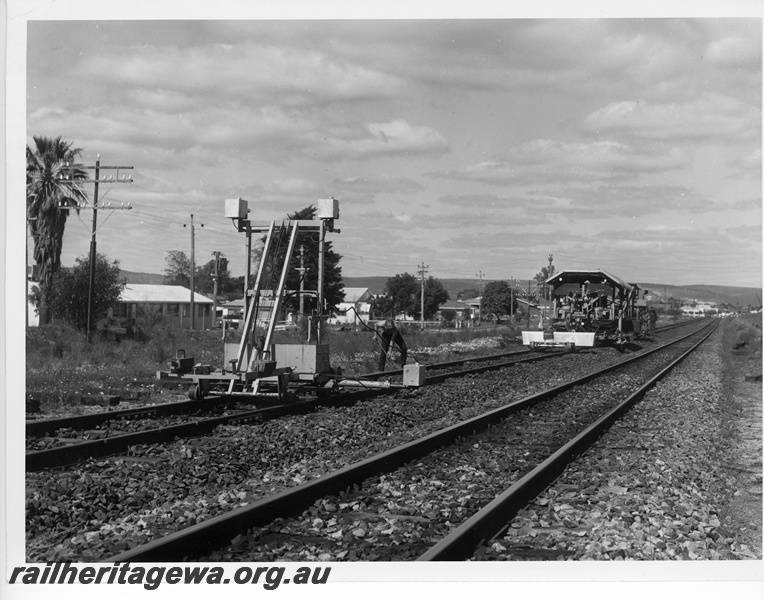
xmin=546 ymin=270 xmax=634 ymax=294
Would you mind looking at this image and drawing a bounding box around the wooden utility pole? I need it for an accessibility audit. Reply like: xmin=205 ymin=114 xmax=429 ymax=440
xmin=211 ymin=250 xmax=221 ymax=330
xmin=184 ymin=214 xmax=203 ymax=329
xmin=418 ymin=262 xmax=429 ymax=330
xmin=298 ymin=244 xmax=306 ymax=318
xmin=59 ymin=156 xmax=133 ymax=341
xmin=546 ymin=253 xmax=554 ymax=300
xmin=528 ymin=279 xmax=532 ymax=328
xmin=476 ymin=270 xmax=484 ymax=325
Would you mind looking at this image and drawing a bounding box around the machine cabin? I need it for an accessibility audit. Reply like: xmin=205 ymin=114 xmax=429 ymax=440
xmin=524 ymin=269 xmax=648 ymax=348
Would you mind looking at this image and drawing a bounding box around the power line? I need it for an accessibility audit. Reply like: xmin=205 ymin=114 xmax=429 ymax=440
xmin=58 ymin=155 xmax=133 ymax=342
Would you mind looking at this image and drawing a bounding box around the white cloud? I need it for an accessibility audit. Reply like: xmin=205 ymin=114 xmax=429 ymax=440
xmin=77 ymin=42 xmax=405 ymax=108
xmin=582 ymin=94 xmax=760 ymax=141
xmin=432 ymin=139 xmax=689 ymax=186
xmin=317 ymin=120 xmax=449 ymax=160
xmin=705 ymin=35 xmax=761 ymax=69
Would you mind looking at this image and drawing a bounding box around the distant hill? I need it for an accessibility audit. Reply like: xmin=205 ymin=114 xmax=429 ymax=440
xmin=638 ymin=283 xmax=761 ymax=308
xmin=344 ymin=276 xmax=761 ymax=307
xmin=120 ymin=271 xmax=761 ymax=308
xmin=342 ymin=277 xmax=484 ymax=299
xmin=119 ymin=270 xmax=167 ymax=285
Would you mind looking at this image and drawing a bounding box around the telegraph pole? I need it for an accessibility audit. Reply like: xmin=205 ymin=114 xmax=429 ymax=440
xmin=298 ymin=244 xmax=306 ymax=318
xmin=528 ymin=279 xmax=532 ymax=328
xmin=211 ymin=251 xmax=221 ymax=330
xmin=546 ymin=253 xmax=555 ymax=300
xmin=418 ymin=262 xmax=429 ymax=330
xmin=59 ymin=156 xmax=133 ymax=341
xmin=476 ymin=270 xmax=484 ymax=325
xmin=184 ymin=214 xmax=203 ymax=330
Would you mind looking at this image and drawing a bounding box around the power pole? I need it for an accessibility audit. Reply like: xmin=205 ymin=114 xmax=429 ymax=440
xmin=476 ymin=270 xmax=484 ymax=325
xmin=528 ymin=279 xmax=532 ymax=328
xmin=298 ymin=244 xmax=306 ymax=318
xmin=184 ymin=214 xmax=203 ymax=329
xmin=59 ymin=156 xmax=133 ymax=341
xmin=211 ymin=250 xmax=221 ymax=331
xmin=244 ymin=224 xmax=252 ymax=317
xmin=546 ymin=253 xmax=554 ymax=300
xmin=418 ymin=262 xmax=429 ymax=330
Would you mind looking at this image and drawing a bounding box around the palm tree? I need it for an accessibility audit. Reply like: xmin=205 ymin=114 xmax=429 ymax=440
xmin=26 ymin=136 xmax=89 ymax=324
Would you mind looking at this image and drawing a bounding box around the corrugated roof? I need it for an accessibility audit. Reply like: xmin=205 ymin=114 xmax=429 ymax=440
xmin=342 ymin=287 xmax=371 ymax=303
xmin=546 ymin=270 xmax=632 ymax=292
xmin=438 ymin=299 xmax=473 ymax=310
xmin=222 ymin=298 xmax=245 ymax=308
xmin=120 ymin=284 xmax=213 ymax=304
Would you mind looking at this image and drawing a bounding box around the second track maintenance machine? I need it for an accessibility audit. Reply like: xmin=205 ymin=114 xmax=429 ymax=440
xmin=522 ymin=269 xmax=650 ymax=349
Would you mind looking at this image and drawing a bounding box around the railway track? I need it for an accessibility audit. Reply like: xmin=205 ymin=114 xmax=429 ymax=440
xmin=25 ymin=321 xmax=706 ymax=472
xmin=27 ymin=320 xmax=699 ymax=437
xmin=26 ymin=347 xmax=566 ymax=471
xmin=25 ymin=348 xmax=535 ymax=438
xmin=105 ymin=319 xmax=716 ymax=562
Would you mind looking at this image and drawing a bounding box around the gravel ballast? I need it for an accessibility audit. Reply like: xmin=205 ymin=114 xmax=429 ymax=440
xmin=27 ymin=320 xmax=760 ymax=563
xmin=476 ymin=323 xmax=762 ymax=561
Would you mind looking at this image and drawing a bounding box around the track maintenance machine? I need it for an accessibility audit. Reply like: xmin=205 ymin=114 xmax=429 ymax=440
xmin=522 ymin=269 xmax=649 ymax=349
xmin=167 ymin=197 xmax=425 ymax=401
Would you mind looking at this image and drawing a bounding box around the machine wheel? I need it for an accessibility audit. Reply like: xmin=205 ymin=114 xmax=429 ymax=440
xmin=187 ymin=384 xmax=204 ymax=401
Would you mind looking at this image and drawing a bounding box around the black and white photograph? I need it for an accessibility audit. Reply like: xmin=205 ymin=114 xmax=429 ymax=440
xmin=3 ymin=1 xmax=763 ymax=598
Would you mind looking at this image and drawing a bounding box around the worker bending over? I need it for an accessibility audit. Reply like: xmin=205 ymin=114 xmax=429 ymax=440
xmin=375 ymin=319 xmax=408 ymax=371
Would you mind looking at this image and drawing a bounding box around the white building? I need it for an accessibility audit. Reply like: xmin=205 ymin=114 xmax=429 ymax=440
xmin=681 ymin=303 xmax=714 ymax=317
xmin=108 ymin=284 xmax=215 ymax=330
xmin=333 ymin=287 xmax=373 ymax=325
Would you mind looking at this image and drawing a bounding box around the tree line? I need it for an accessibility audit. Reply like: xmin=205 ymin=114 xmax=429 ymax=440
xmin=26 ymin=134 xmax=558 ymax=333
xmin=25 ymin=136 xmax=347 ymax=333
xmin=368 ymin=259 xmax=555 ymax=323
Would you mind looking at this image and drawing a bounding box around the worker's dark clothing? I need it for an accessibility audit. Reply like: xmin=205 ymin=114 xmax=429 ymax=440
xmin=376 ymin=320 xmax=408 ymax=371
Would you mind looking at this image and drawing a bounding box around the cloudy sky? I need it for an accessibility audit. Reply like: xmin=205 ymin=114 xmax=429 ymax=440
xmin=17 ymin=5 xmax=763 ymax=288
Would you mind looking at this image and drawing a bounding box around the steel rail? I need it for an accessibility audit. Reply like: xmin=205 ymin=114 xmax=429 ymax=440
xmin=25 ymin=350 xmax=561 ymax=471
xmin=26 ymin=396 xmax=238 ymax=438
xmin=26 ymin=349 xmax=533 ymax=438
xmin=25 ymin=388 xmax=376 ymax=472
xmin=417 ymin=321 xmax=718 ymax=561
xmin=106 ymin=320 xmax=715 ymax=562
xmin=26 ymin=320 xmax=694 ymax=437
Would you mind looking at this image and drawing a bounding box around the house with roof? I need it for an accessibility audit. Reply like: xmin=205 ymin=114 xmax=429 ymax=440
xmin=681 ymin=302 xmax=714 ymax=317
xmin=218 ymin=297 xmax=245 ymax=327
xmin=107 ymin=283 xmax=214 ymax=330
xmin=437 ymin=298 xmax=475 ymax=327
xmin=332 ymin=287 xmax=373 ymax=325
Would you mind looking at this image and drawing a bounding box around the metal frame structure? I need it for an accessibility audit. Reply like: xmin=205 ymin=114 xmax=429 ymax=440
xmin=175 ymin=197 xmax=426 ymax=401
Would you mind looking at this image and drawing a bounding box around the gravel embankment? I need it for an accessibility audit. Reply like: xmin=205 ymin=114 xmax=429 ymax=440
xmin=202 ymin=329 xmax=706 ymax=561
xmin=475 ymin=325 xmax=762 ymax=560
